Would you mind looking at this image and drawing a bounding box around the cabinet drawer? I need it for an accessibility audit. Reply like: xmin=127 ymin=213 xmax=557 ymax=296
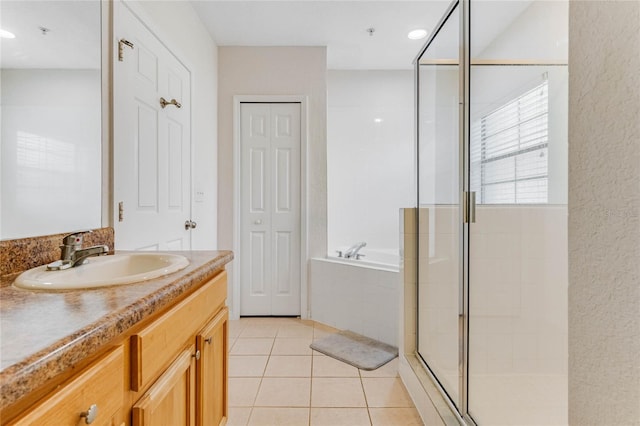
xmin=13 ymin=346 xmax=124 ymax=426
xmin=130 ymin=271 xmax=227 ymax=391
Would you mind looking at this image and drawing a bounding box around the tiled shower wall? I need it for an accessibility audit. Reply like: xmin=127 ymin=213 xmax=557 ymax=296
xmin=418 ymin=205 xmax=568 ymax=376
xmin=470 ymin=205 xmax=567 ymax=375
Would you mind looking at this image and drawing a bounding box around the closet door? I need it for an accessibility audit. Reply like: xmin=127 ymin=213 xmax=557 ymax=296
xmin=240 ymin=103 xmax=301 ymax=316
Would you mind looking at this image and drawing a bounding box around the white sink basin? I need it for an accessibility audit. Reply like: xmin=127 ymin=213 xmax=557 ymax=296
xmin=14 ymin=253 xmax=190 ymax=290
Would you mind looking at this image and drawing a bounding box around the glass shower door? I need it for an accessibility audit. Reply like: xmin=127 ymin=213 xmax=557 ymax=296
xmin=467 ymin=1 xmax=569 ymax=424
xmin=414 ymin=0 xmax=568 ymax=422
xmin=416 ymin=2 xmax=462 ymax=409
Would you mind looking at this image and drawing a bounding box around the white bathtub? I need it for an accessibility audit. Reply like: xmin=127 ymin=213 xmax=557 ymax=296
xmin=324 ymin=249 xmax=400 ymax=272
xmin=310 ymin=249 xmax=400 ymax=347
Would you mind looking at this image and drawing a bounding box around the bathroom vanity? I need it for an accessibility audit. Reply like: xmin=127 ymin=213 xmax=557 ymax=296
xmin=0 ymin=245 xmax=233 ymax=426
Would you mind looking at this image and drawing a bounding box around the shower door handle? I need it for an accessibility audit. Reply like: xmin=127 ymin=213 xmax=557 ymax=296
xmin=460 ymin=192 xmax=476 ymax=318
xmin=463 ymin=191 xmax=476 ymax=223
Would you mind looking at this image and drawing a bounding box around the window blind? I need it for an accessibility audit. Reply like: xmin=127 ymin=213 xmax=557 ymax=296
xmin=470 ymin=79 xmax=549 ymax=204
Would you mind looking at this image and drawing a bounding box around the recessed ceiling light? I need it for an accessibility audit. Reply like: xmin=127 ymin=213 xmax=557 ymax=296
xmin=0 ymin=29 xmax=16 ymax=39
xmin=407 ymin=29 xmax=428 ymax=40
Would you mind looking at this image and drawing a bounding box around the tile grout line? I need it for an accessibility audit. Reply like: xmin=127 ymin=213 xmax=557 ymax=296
xmin=309 ymin=339 xmax=315 ymax=426
xmin=359 ymin=368 xmax=374 ymax=426
xmin=309 ymin=320 xmax=330 ymax=425
xmin=246 ymin=335 xmax=275 ymax=420
xmin=246 ymin=407 xmax=253 ymax=426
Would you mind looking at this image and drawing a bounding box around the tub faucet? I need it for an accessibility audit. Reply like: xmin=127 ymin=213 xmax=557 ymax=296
xmin=343 ymin=242 xmax=367 ymax=259
xmin=46 ymin=230 xmax=109 ymax=270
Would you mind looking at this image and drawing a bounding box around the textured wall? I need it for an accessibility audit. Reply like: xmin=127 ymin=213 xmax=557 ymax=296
xmin=568 ymin=1 xmax=640 ymax=424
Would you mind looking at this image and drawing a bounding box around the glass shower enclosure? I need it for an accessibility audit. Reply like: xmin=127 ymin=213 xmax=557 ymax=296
xmin=415 ymin=0 xmax=568 ymax=424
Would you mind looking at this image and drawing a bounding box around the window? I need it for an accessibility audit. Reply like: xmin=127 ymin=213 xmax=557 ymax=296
xmin=470 ymin=79 xmax=549 ymax=204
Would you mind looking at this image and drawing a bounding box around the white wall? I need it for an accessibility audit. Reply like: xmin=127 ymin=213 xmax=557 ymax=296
xmin=418 ymin=66 xmax=459 ymax=205
xmin=473 ymin=0 xmax=568 ymax=62
xmin=130 ymin=0 xmax=218 ymax=250
xmin=568 ymin=1 xmax=640 ymax=423
xmin=327 ymin=70 xmax=414 ymax=252
xmin=1 ymin=69 xmax=101 ymax=238
xmin=217 ymin=47 xmax=327 ymax=316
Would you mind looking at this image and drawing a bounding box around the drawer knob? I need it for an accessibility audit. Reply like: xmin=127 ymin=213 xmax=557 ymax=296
xmin=193 ymin=350 xmax=201 ymax=360
xmin=205 ymin=337 xmax=212 ymax=344
xmin=80 ymin=404 xmax=98 ymax=424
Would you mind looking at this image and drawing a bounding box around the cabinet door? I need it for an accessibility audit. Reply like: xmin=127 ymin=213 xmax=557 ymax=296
xmin=132 ymin=346 xmax=196 ymax=426
xmin=196 ymin=307 xmax=228 ymax=426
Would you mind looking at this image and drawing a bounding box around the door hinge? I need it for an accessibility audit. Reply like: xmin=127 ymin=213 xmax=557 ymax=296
xmin=463 ymin=191 xmax=476 ymax=224
xmin=118 ymin=38 xmax=134 ymax=62
xmin=118 ymin=201 xmax=124 ymax=222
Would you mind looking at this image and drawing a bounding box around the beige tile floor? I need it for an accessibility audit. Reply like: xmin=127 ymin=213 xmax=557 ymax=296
xmin=227 ymin=317 xmax=424 ymax=426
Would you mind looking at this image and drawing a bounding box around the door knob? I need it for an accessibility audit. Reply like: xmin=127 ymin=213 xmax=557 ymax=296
xmin=254 ymin=219 xmax=262 ymax=225
xmin=184 ymin=220 xmax=197 ymax=230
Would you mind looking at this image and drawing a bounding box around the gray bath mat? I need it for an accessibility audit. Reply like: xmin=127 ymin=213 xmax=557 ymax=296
xmin=310 ymin=330 xmax=398 ymax=370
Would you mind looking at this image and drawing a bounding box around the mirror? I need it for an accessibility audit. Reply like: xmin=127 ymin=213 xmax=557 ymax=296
xmin=1 ymin=0 xmax=102 ymax=239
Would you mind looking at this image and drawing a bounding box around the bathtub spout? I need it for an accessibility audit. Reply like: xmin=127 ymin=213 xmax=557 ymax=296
xmin=343 ymin=242 xmax=367 ymax=259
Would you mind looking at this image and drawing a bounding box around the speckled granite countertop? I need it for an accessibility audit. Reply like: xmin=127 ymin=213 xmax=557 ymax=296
xmin=0 ymin=250 xmax=233 ymax=412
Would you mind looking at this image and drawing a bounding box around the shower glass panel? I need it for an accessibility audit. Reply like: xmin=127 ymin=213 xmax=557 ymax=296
xmin=416 ymin=3 xmax=461 ymax=409
xmin=467 ymin=1 xmax=569 ymax=424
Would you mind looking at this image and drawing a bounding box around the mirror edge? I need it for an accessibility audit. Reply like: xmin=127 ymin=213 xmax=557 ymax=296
xmin=102 ymin=0 xmax=113 ymax=230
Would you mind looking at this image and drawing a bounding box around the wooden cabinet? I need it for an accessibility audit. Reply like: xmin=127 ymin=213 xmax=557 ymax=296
xmin=196 ymin=307 xmax=228 ymax=426
xmin=130 ymin=271 xmax=227 ymax=392
xmin=132 ymin=346 xmax=196 ymax=426
xmin=10 ymin=269 xmax=228 ymax=426
xmin=13 ymin=347 xmax=125 ymax=426
xmin=131 ymin=271 xmax=228 ymax=426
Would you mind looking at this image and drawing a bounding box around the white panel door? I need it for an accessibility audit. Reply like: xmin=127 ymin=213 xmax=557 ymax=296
xmin=113 ymin=3 xmax=191 ymax=251
xmin=240 ymin=103 xmax=301 ymax=316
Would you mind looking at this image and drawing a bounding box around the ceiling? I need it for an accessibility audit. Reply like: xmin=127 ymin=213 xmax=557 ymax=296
xmin=0 ymin=1 xmax=100 ymax=69
xmin=190 ymin=0 xmax=452 ymax=70
xmin=0 ymin=1 xmax=534 ymax=71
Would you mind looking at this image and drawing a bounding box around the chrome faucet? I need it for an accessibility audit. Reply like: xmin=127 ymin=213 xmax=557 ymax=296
xmin=46 ymin=230 xmax=109 ymax=270
xmin=343 ymin=241 xmax=367 ymax=259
